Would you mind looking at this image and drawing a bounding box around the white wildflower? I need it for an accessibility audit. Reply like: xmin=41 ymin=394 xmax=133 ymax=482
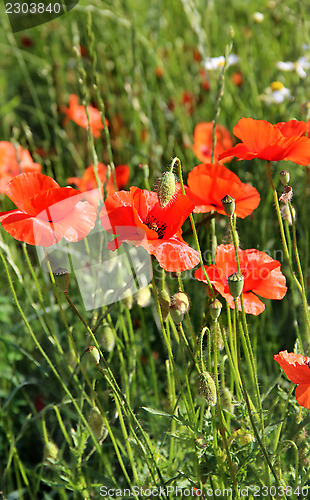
xmin=259 ymin=81 xmax=293 ymax=105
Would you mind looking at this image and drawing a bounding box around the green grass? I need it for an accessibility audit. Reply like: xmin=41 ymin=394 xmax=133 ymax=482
xmin=1 ymin=1 xmax=310 ymax=498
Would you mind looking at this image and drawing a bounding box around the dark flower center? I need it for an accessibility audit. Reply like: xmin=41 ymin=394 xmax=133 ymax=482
xmin=144 ymin=215 xmax=167 ymax=239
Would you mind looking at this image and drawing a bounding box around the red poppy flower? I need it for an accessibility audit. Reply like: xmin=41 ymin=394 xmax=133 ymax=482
xmin=193 ymin=122 xmax=234 ymax=164
xmin=67 ymin=163 xmax=130 ymax=203
xmin=219 ymin=118 xmax=310 ymax=165
xmin=99 ymin=187 xmax=199 ymax=272
xmin=274 ymin=351 xmax=310 ymax=410
xmin=195 ymin=244 xmax=287 ymax=315
xmin=61 ymin=94 xmax=108 ymax=138
xmin=0 ymin=173 xmax=97 ymax=246
xmin=185 ymin=163 xmax=260 ymax=218
xmin=0 ymin=142 xmax=41 ymax=194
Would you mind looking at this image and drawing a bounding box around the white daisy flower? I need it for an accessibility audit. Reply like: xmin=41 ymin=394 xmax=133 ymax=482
xmin=277 ymin=56 xmax=310 ymax=79
xmin=259 ymin=81 xmax=293 ymax=105
xmin=203 ymin=53 xmax=239 ymax=71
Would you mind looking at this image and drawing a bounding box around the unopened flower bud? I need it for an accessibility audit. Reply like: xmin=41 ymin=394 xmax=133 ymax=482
xmin=158 ymin=289 xmax=171 ymax=321
xmin=101 ymin=324 xmax=115 ymax=352
xmin=221 ymin=195 xmax=235 ymax=217
xmin=121 ymin=294 xmax=133 ymax=310
xmin=136 ymin=286 xmax=151 ymax=308
xmin=281 ymin=204 xmax=296 ymax=225
xmin=44 ymin=441 xmax=59 ymax=466
xmin=199 ymin=371 xmax=217 ymax=406
xmin=53 ymin=267 xmax=69 ymax=292
xmin=195 ymin=436 xmax=208 ymax=449
xmin=157 ymin=170 xmax=176 ymax=207
xmin=228 ymin=272 xmax=244 ymax=298
xmin=88 ymin=407 xmax=105 ymax=439
xmin=209 ymin=298 xmax=222 ymax=321
xmin=170 ymin=308 xmax=184 ymax=324
xmin=280 ymin=170 xmax=290 ymax=186
xmin=253 ymin=11 xmax=264 ymax=23
xmin=86 ymin=346 xmax=100 ymax=364
xmin=170 ymin=291 xmax=190 ymax=313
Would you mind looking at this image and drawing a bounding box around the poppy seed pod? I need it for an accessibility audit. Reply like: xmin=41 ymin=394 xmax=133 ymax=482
xmin=221 ymin=194 xmax=235 ymax=217
xmin=228 ymin=272 xmax=244 ymax=298
xmin=157 ymin=170 xmax=176 ymax=207
xmin=280 ymin=170 xmax=290 ymax=186
xmin=209 ymin=298 xmax=222 ymax=321
xmin=54 ymin=267 xmax=69 ymax=293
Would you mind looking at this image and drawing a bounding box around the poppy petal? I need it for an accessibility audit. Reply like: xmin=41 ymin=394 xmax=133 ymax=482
xmin=5 ymin=173 xmax=59 ymax=214
xmin=274 ymin=351 xmax=310 ymax=384
xmin=147 ymin=237 xmax=199 ymax=272
xmin=295 ymin=384 xmax=310 ymax=409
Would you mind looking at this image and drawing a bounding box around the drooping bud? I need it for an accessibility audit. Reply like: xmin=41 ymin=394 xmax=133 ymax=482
xmin=228 ymin=272 xmax=244 ymax=298
xmin=170 ymin=291 xmax=190 ymax=314
xmin=199 ymin=371 xmax=217 ymax=406
xmin=221 ymin=194 xmax=235 ymax=217
xmin=88 ymin=407 xmax=105 ymax=439
xmin=86 ymin=346 xmax=100 ymax=364
xmin=280 ymin=170 xmax=290 ymax=186
xmin=136 ymin=285 xmax=151 ymax=308
xmin=44 ymin=441 xmax=59 ymax=466
xmin=121 ymin=294 xmax=133 ymax=310
xmin=209 ymin=298 xmax=222 ymax=321
xmin=170 ymin=308 xmax=184 ymax=324
xmin=101 ymin=324 xmax=115 ymax=352
xmin=156 ymin=170 xmax=176 ymax=208
xmin=158 ymin=289 xmax=170 ymax=321
xmin=53 ymin=267 xmax=69 ymax=292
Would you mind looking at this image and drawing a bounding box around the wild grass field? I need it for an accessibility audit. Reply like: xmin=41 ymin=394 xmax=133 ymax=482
xmin=1 ymin=0 xmax=310 ymax=498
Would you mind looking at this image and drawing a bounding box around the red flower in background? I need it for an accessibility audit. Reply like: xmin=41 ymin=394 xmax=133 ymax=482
xmin=0 ymin=173 xmax=97 ymax=246
xmin=0 ymin=142 xmax=41 ymax=194
xmin=195 ymin=244 xmax=287 ymax=315
xmin=274 ymin=351 xmax=310 ymax=410
xmin=219 ymin=118 xmax=310 ymax=165
xmin=193 ymin=122 xmax=233 ymax=164
xmin=67 ymin=163 xmax=130 ymax=203
xmin=61 ymin=94 xmax=108 ymax=138
xmin=99 ymin=187 xmax=199 ymax=272
xmin=185 ymin=163 xmax=260 ymax=218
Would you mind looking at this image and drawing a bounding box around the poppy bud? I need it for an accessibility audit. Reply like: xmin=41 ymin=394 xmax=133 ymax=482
xmin=228 ymin=272 xmax=244 ymax=298
xmin=136 ymin=285 xmax=151 ymax=308
xmin=88 ymin=407 xmax=106 ymax=439
xmin=157 ymin=170 xmax=176 ymax=208
xmin=121 ymin=294 xmax=133 ymax=310
xmin=44 ymin=441 xmax=59 ymax=466
xmin=221 ymin=195 xmax=235 ymax=217
xmin=281 ymin=204 xmax=296 ymax=225
xmin=221 ymin=387 xmax=234 ymax=414
xmin=280 ymin=170 xmax=290 ymax=186
xmin=209 ymin=298 xmax=222 ymax=321
xmin=199 ymin=371 xmax=217 ymax=406
xmin=195 ymin=436 xmax=208 ymax=449
xmin=170 ymin=308 xmax=184 ymax=324
xmin=53 ymin=267 xmax=69 ymax=292
xmin=101 ymin=324 xmax=115 ymax=352
xmin=86 ymin=346 xmax=100 ymax=364
xmin=158 ymin=289 xmax=170 ymax=321
xmin=170 ymin=291 xmax=190 ymax=313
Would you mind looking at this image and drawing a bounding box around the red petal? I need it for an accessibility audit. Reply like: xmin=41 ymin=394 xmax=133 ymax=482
xmin=5 ymin=173 xmax=59 ymax=214
xmin=274 ymin=351 xmax=310 ymax=384
xmin=233 ymin=118 xmax=282 ymax=152
xmin=187 ymin=163 xmax=260 ymax=218
xmin=295 ymin=384 xmax=310 ymax=409
xmin=276 ymin=120 xmax=308 ymax=137
xmin=147 ymin=237 xmax=199 ymax=272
